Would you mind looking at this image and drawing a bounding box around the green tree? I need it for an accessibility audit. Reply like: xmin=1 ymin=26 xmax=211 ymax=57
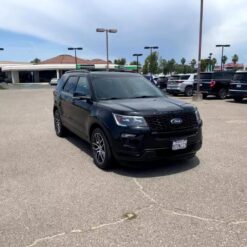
xmin=167 ymin=59 xmax=176 ymax=74
xmin=222 ymin=55 xmax=227 ymax=65
xmin=190 ymin=59 xmax=196 ymax=69
xmin=129 ymin=60 xmax=141 ymax=66
xmin=211 ymin=58 xmax=217 ymax=70
xmin=143 ymin=52 xmax=159 ymax=74
xmin=114 ymin=58 xmax=126 ymax=65
xmin=31 ymin=58 xmax=41 ymax=64
xmin=158 ymin=58 xmax=168 ymax=74
xmin=200 ymin=59 xmax=208 ymax=72
xmin=181 ymin=57 xmax=186 ymax=65
xmin=232 ymin=54 xmax=239 ymax=65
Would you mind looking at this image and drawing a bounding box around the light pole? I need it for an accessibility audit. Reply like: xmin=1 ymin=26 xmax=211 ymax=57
xmin=193 ymin=0 xmax=203 ymax=101
xmin=68 ymin=47 xmax=83 ymax=68
xmin=96 ymin=28 xmax=118 ymax=71
xmin=144 ymin=46 xmax=158 ymax=74
xmin=133 ymin=53 xmax=142 ymax=73
xmin=216 ymin=44 xmax=230 ymax=71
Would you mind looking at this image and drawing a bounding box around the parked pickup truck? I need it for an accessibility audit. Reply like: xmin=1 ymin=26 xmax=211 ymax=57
xmin=193 ymin=71 xmax=235 ymax=99
xmin=229 ymin=71 xmax=247 ymax=102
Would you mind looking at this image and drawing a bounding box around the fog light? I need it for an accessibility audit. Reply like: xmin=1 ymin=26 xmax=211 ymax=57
xmin=121 ymin=133 xmax=137 ymax=138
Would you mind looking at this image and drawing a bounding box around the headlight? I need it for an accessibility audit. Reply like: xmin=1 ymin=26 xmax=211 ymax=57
xmin=113 ymin=113 xmax=148 ymax=128
xmin=195 ymin=109 xmax=202 ymax=124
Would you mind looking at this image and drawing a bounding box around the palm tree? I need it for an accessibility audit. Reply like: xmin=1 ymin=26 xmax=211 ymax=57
xmin=190 ymin=59 xmax=196 ymax=69
xmin=222 ymin=55 xmax=227 ymax=65
xmin=232 ymin=54 xmax=239 ymax=66
xmin=181 ymin=57 xmax=186 ymax=65
xmin=211 ymin=58 xmax=217 ymax=70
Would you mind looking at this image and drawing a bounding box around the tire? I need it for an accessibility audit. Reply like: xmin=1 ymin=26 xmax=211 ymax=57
xmin=184 ymin=86 xmax=193 ymax=97
xmin=218 ymin=88 xmax=228 ymax=99
xmin=233 ymin=97 xmax=243 ymax=102
xmin=54 ymin=109 xmax=66 ymax=137
xmin=91 ymin=128 xmax=113 ymax=170
xmin=202 ymin=94 xmax=207 ymax=99
xmin=172 ymin=93 xmax=178 ymax=96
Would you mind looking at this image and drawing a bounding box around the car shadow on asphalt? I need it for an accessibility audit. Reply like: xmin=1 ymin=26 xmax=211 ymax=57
xmin=114 ymin=157 xmax=200 ymax=178
xmin=225 ymin=99 xmax=247 ymax=104
xmin=65 ymin=132 xmax=93 ymax=158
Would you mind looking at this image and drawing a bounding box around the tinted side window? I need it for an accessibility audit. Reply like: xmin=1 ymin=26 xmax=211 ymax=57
xmin=223 ymin=73 xmax=235 ymax=80
xmin=75 ymin=77 xmax=90 ymax=95
xmin=233 ymin=73 xmax=247 ymax=81
xmin=180 ymin=75 xmax=190 ymax=80
xmin=63 ymin=76 xmax=78 ymax=94
xmin=213 ymin=72 xmax=224 ymax=79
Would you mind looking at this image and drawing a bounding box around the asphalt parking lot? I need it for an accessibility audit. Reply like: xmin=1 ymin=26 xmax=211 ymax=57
xmin=0 ymin=87 xmax=246 ymax=247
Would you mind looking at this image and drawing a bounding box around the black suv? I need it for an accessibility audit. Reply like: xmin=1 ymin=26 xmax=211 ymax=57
xmin=53 ymin=71 xmax=202 ymax=169
xmin=194 ymin=71 xmax=235 ymax=99
xmin=229 ymin=71 xmax=247 ymax=102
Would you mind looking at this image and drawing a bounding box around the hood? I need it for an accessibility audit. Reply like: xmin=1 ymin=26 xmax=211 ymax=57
xmin=97 ymin=96 xmax=194 ymax=115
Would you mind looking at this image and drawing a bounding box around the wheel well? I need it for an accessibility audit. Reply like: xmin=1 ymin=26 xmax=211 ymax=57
xmin=89 ymin=123 xmax=112 ymax=148
xmin=53 ymin=106 xmax=58 ymax=114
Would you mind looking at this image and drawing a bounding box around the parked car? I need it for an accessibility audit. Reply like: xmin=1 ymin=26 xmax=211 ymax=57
xmin=193 ymin=71 xmax=235 ymax=99
xmin=143 ymin=75 xmax=158 ymax=85
xmin=53 ymin=71 xmax=203 ymax=169
xmin=49 ymin=78 xmax=59 ymax=86
xmin=229 ymin=71 xmax=247 ymax=102
xmin=167 ymin=74 xmax=195 ymax=96
xmin=157 ymin=76 xmax=168 ymax=89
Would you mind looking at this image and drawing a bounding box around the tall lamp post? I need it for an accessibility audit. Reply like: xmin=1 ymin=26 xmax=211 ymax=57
xmin=144 ymin=46 xmax=158 ymax=74
xmin=132 ymin=53 xmax=142 ymax=73
xmin=96 ymin=28 xmax=118 ymax=71
xmin=216 ymin=44 xmax=230 ymax=71
xmin=193 ymin=0 xmax=203 ymax=101
xmin=68 ymin=47 xmax=83 ymax=68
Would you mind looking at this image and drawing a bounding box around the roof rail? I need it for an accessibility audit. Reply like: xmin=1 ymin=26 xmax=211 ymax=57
xmin=65 ymin=69 xmax=90 ymax=74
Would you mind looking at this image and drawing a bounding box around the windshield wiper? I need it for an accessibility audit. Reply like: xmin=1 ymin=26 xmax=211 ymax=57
xmin=100 ymin=97 xmax=123 ymax=100
xmin=132 ymin=95 xmax=159 ymax=99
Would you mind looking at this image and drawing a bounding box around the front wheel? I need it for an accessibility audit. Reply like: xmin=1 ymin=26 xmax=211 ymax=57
xmin=202 ymin=94 xmax=207 ymax=99
xmin=91 ymin=128 xmax=113 ymax=170
xmin=184 ymin=86 xmax=193 ymax=97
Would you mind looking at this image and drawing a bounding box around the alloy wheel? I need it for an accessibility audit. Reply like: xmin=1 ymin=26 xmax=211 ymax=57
xmin=92 ymin=132 xmax=106 ymax=165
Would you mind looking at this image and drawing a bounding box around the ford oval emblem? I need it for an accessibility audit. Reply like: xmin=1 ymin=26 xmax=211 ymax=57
xmin=170 ymin=118 xmax=183 ymax=125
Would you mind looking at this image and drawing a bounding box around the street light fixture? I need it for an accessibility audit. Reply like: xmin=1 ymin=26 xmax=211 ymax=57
xmin=0 ymin=48 xmax=4 ymax=51
xmin=144 ymin=46 xmax=159 ymax=74
xmin=68 ymin=47 xmax=83 ymax=68
xmin=216 ymin=44 xmax=230 ymax=71
xmin=132 ymin=53 xmax=142 ymax=73
xmin=96 ymin=28 xmax=118 ymax=71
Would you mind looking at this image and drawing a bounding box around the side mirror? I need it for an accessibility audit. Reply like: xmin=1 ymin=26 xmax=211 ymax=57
xmin=73 ymin=92 xmax=91 ymax=100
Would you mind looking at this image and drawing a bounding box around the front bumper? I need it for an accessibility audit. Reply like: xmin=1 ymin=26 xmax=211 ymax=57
xmin=229 ymin=90 xmax=247 ymax=98
xmin=110 ymin=127 xmax=202 ymax=162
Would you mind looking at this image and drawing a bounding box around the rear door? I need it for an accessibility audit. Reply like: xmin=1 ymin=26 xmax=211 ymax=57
xmin=60 ymin=76 xmax=78 ymax=128
xmin=70 ymin=76 xmax=92 ymax=140
xmin=194 ymin=73 xmax=212 ymax=92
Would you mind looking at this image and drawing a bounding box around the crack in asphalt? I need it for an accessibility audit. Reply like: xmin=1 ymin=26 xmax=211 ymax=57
xmin=24 ymin=179 xmax=246 ymax=247
xmin=132 ymin=178 xmax=247 ymax=226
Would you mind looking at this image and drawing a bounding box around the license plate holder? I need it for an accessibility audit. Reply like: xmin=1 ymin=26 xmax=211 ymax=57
xmin=172 ymin=139 xmax=187 ymax=151
xmin=236 ymin=84 xmax=241 ymax=88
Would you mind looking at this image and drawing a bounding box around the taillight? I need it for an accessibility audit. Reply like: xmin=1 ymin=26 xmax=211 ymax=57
xmin=210 ymin=80 xmax=216 ymax=88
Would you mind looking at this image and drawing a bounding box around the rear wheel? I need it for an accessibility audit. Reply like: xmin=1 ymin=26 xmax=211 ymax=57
xmin=54 ymin=109 xmax=66 ymax=137
xmin=202 ymin=94 xmax=207 ymax=99
xmin=233 ymin=97 xmax=243 ymax=102
xmin=184 ymin=86 xmax=193 ymax=97
xmin=218 ymin=88 xmax=228 ymax=99
xmin=91 ymin=128 xmax=113 ymax=170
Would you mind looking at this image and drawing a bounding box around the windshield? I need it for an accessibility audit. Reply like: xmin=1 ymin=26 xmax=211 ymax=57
xmin=90 ymin=74 xmax=164 ymax=100
xmin=233 ymin=73 xmax=247 ymax=81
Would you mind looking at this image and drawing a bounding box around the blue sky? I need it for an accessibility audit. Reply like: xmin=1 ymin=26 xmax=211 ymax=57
xmin=0 ymin=0 xmax=247 ymax=65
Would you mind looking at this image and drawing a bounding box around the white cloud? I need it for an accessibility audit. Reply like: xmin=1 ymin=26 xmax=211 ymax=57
xmin=0 ymin=0 xmax=246 ymax=63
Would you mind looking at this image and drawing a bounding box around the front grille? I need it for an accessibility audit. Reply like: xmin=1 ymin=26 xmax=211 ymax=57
xmin=145 ymin=112 xmax=198 ymax=132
